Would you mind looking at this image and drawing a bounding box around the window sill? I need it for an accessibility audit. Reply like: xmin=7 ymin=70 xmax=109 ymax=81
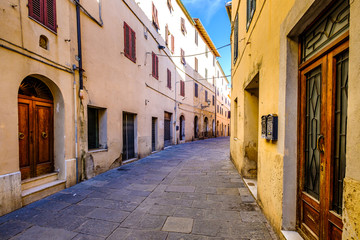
xmin=88 ymin=148 xmax=108 ymax=153
xmin=28 ymin=16 xmax=57 ymax=35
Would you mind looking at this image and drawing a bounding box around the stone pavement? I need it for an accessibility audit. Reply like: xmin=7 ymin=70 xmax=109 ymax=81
xmin=0 ymin=137 xmax=277 ymax=240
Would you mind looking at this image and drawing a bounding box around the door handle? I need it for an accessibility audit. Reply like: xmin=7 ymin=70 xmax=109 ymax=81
xmin=317 ymin=134 xmax=325 ymax=153
xmin=19 ymin=132 xmax=25 ymax=140
xmin=41 ymin=132 xmax=48 ymax=139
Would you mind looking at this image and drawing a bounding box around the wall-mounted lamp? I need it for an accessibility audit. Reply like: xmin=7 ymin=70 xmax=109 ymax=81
xmin=145 ymin=99 xmax=150 ymax=105
xmin=158 ymin=45 xmax=166 ymax=50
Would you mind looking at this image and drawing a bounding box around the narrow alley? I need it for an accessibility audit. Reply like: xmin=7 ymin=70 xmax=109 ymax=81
xmin=0 ymin=138 xmax=276 ymax=240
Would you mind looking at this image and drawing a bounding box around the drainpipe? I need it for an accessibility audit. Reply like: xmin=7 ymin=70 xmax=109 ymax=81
xmin=72 ymin=68 xmax=79 ymax=183
xmin=214 ymin=86 xmax=217 ymax=137
xmin=75 ymin=0 xmax=83 ymax=93
xmin=174 ymin=65 xmax=177 ymax=145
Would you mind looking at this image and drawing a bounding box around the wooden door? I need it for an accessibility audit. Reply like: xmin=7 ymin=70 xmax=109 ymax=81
xmin=18 ymin=97 xmax=54 ymax=180
xmin=152 ymin=118 xmax=156 ymax=152
xmin=298 ymin=42 xmax=348 ymax=240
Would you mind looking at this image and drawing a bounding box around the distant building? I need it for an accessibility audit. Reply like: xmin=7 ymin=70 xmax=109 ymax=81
xmin=0 ymin=0 xmax=230 ymax=216
xmin=227 ymin=0 xmax=360 ymax=239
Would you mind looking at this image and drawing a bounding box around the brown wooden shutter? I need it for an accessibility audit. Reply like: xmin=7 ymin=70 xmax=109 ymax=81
xmin=171 ymin=35 xmax=174 ymax=53
xmin=181 ymin=49 xmax=185 ymax=64
xmin=165 ymin=25 xmax=169 ymax=46
xmin=131 ymin=29 xmax=136 ymax=62
xmin=152 ymin=3 xmax=155 ymax=24
xmin=181 ymin=18 xmax=186 ymax=34
xmin=195 ymin=57 xmax=198 ymax=72
xmin=44 ymin=0 xmax=56 ymax=31
xmin=124 ymin=23 xmax=130 ymax=57
xmin=156 ymin=55 xmax=159 ymax=79
xmin=29 ymin=0 xmax=43 ymax=22
xmin=152 ymin=52 xmax=155 ymax=77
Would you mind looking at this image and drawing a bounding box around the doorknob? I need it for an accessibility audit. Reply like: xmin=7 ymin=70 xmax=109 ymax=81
xmin=19 ymin=132 xmax=25 ymax=140
xmin=317 ymin=134 xmax=325 ymax=153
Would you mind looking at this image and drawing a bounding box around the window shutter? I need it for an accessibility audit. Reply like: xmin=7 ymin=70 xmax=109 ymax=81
xmin=156 ymin=55 xmax=159 ymax=79
xmin=171 ymin=35 xmax=175 ymax=53
xmin=152 ymin=52 xmax=155 ymax=77
xmin=152 ymin=3 xmax=155 ymax=24
xmin=195 ymin=58 xmax=198 ymax=72
xmin=131 ymin=29 xmax=136 ymax=62
xmin=44 ymin=0 xmax=56 ymax=31
xmin=29 ymin=0 xmax=43 ymax=22
xmin=124 ymin=23 xmax=130 ymax=57
xmin=165 ymin=25 xmax=169 ymax=46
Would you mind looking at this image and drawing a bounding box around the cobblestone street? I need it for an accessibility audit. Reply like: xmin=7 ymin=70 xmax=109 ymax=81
xmin=0 ymin=138 xmax=276 ymax=240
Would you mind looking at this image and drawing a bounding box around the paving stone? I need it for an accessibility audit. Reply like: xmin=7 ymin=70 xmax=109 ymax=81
xmin=45 ymin=192 xmax=87 ymax=204
xmin=173 ymin=207 xmax=206 ymax=219
xmin=138 ymin=214 xmax=167 ymax=230
xmin=192 ymin=219 xmax=220 ymax=237
xmin=33 ymin=200 xmax=71 ymax=212
xmin=166 ymin=185 xmax=196 ymax=193
xmin=75 ymin=219 xmax=118 ymax=237
xmin=240 ymin=211 xmax=267 ymax=223
xmin=72 ymin=233 xmax=105 ymax=240
xmin=216 ymin=188 xmax=240 ymax=196
xmin=87 ymin=208 xmax=130 ymax=223
xmin=240 ymin=194 xmax=256 ymax=203
xmin=0 ymin=220 xmax=32 ymax=240
xmin=167 ymin=233 xmax=207 ymax=240
xmin=59 ymin=204 xmax=97 ymax=216
xmin=195 ymin=187 xmax=217 ymax=194
xmin=127 ymin=184 xmax=158 ymax=191
xmin=108 ymin=228 xmax=168 ymax=240
xmin=162 ymin=217 xmax=194 ymax=233
xmin=148 ymin=204 xmax=176 ymax=216
xmin=11 ymin=225 xmax=77 ymax=240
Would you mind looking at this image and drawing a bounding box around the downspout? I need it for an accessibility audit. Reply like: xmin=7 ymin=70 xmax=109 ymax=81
xmin=215 ymin=86 xmax=217 ymax=137
xmin=72 ymin=68 xmax=79 ymax=183
xmin=75 ymin=0 xmax=83 ymax=93
xmin=174 ymin=65 xmax=177 ymax=145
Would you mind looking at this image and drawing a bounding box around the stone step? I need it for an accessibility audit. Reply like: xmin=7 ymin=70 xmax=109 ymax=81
xmin=21 ymin=172 xmax=59 ymax=191
xmin=21 ymin=179 xmax=66 ymax=206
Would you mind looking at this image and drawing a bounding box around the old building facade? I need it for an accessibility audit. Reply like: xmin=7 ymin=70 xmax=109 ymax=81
xmin=228 ymin=0 xmax=360 ymax=239
xmin=0 ymin=0 xmax=230 ymax=216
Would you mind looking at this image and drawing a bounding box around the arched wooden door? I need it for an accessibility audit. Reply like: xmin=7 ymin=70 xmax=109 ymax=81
xmin=18 ymin=77 xmax=54 ymax=180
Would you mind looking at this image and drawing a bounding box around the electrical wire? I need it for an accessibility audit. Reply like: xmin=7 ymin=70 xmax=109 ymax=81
xmin=156 ymin=43 xmax=230 ymax=58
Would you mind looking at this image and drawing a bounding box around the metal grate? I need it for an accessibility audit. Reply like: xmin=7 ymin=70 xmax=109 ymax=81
xmin=300 ymin=0 xmax=349 ymax=62
xmin=332 ymin=50 xmax=348 ymax=215
xmin=19 ymin=77 xmax=53 ymax=100
xmin=304 ymin=66 xmax=322 ymax=200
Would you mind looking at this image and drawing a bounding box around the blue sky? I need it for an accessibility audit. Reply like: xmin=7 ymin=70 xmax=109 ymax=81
xmin=182 ymin=0 xmax=231 ymax=83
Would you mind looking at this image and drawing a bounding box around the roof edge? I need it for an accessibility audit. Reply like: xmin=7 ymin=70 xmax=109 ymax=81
xmin=193 ymin=18 xmax=221 ymax=57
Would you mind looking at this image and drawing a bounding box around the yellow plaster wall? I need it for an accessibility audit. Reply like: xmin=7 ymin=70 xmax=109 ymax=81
xmin=230 ymin=0 xmax=295 ymax=233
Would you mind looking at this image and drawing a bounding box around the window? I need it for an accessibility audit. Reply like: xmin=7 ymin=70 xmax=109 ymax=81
xmin=167 ymin=0 xmax=173 ymax=12
xmin=205 ymin=68 xmax=208 ymax=80
xmin=181 ymin=17 xmax=187 ymax=34
xmin=171 ymin=35 xmax=175 ymax=54
xmin=152 ymin=2 xmax=159 ymax=30
xmin=28 ymin=0 xmax=57 ymax=32
xmin=152 ymin=52 xmax=159 ymax=79
xmin=205 ymin=91 xmax=208 ymax=102
xmin=217 ymin=87 xmax=219 ymax=96
xmin=167 ymin=69 xmax=171 ymax=89
xmin=205 ymin=46 xmax=208 ymax=58
xmin=213 ymin=56 xmax=215 ymax=66
xmin=247 ymin=0 xmax=256 ymax=29
xmin=217 ymin=105 xmax=219 ymax=113
xmin=212 ymin=76 xmax=215 ymax=86
xmin=181 ymin=48 xmax=186 ymax=65
xmin=194 ymin=83 xmax=198 ymax=97
xmin=195 ymin=57 xmax=198 ymax=72
xmin=212 ymin=95 xmax=215 ymax=105
xmin=88 ymin=107 xmax=107 ymax=150
xmin=124 ymin=22 xmax=136 ymax=63
xmin=180 ymin=80 xmax=185 ymax=97
xmin=195 ymin=30 xmax=198 ymax=45
xmin=234 ymin=14 xmax=238 ymax=64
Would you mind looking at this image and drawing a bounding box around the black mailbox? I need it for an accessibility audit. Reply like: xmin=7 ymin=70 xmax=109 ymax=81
xmin=266 ymin=114 xmax=278 ymax=141
xmin=261 ymin=116 xmax=267 ymax=138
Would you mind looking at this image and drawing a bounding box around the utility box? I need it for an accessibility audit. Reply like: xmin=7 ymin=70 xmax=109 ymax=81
xmin=261 ymin=116 xmax=267 ymax=138
xmin=266 ymin=114 xmax=278 ymax=141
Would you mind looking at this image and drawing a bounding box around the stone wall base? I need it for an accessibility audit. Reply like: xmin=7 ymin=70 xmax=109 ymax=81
xmin=0 ymin=171 xmax=21 ymax=216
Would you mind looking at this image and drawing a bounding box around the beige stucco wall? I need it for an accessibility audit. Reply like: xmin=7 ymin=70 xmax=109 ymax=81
xmin=0 ymin=0 xmax=75 ymax=215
